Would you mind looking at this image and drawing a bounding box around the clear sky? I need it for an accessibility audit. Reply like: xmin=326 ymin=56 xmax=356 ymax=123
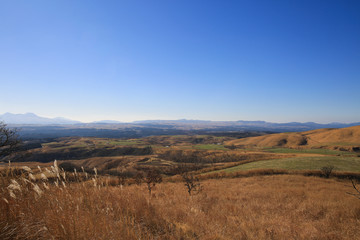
xmin=1 ymin=0 xmax=359 ymax=123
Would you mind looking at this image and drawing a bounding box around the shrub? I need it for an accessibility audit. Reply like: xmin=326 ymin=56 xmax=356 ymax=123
xmin=145 ymin=169 xmax=162 ymax=195
xmin=182 ymin=173 xmax=202 ymax=196
xmin=134 ymin=172 xmax=144 ymax=185
xmin=320 ymin=165 xmax=335 ymax=178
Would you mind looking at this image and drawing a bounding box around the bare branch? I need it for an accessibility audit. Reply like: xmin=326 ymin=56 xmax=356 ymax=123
xmin=145 ymin=169 xmax=162 ymax=195
xmin=0 ymin=121 xmax=21 ymax=160
xmin=346 ymin=179 xmax=360 ymax=199
xmin=182 ymin=173 xmax=202 ymax=196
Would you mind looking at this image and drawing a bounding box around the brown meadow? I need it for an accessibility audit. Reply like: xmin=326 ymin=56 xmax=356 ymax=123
xmin=1 ymin=163 xmax=360 ymax=239
xmin=226 ymin=125 xmax=360 ymax=150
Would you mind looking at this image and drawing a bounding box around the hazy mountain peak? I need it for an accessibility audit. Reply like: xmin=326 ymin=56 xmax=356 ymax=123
xmin=0 ymin=112 xmax=81 ymax=125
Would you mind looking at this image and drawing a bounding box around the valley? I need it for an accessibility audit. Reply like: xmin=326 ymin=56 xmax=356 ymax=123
xmin=2 ymin=125 xmax=360 ymax=239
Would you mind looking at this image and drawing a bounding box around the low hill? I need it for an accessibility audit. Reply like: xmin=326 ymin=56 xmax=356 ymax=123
xmin=225 ymin=125 xmax=360 ymax=151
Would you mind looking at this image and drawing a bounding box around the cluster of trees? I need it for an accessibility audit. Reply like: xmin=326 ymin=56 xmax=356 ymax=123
xmin=133 ymin=169 xmax=202 ymax=196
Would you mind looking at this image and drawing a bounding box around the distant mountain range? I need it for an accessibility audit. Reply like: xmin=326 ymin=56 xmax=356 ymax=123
xmin=91 ymin=120 xmax=124 ymax=124
xmin=1 ymin=112 xmax=359 ymax=132
xmin=0 ymin=113 xmax=82 ymax=125
xmin=129 ymin=119 xmax=360 ymax=130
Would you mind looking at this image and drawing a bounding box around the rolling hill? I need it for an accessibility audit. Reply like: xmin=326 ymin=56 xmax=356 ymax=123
xmin=225 ymin=125 xmax=360 ymax=151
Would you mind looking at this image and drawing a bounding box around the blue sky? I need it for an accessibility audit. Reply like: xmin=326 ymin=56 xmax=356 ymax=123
xmin=1 ymin=0 xmax=359 ymax=123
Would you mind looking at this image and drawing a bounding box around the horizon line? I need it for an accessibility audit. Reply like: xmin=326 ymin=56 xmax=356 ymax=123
xmin=0 ymin=112 xmax=359 ymax=125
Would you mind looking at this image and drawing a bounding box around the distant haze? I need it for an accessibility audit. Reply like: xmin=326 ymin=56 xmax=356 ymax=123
xmin=0 ymin=113 xmax=81 ymax=125
xmin=1 ymin=113 xmax=359 ymax=128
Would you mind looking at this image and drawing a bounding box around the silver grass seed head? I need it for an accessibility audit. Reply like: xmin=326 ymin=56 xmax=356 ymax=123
xmin=40 ymin=173 xmax=48 ymax=181
xmin=8 ymin=179 xmax=21 ymax=192
xmin=28 ymin=173 xmax=36 ymax=181
xmin=33 ymin=184 xmax=43 ymax=196
xmin=9 ymin=190 xmax=16 ymax=199
xmin=21 ymin=177 xmax=31 ymax=184
xmin=53 ymin=160 xmax=59 ymax=173
xmin=43 ymin=182 xmax=49 ymax=190
xmin=22 ymin=166 xmax=32 ymax=172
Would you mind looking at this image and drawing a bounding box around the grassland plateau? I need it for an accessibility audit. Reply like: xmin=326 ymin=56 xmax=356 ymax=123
xmin=1 ymin=125 xmax=360 ymax=239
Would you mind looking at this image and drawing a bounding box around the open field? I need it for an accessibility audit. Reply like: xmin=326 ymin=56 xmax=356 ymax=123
xmin=4 ymin=126 xmax=359 ymax=179
xmin=191 ymin=144 xmax=228 ymax=150
xmin=2 ymin=126 xmax=360 ymax=239
xmin=1 ymin=163 xmax=360 ymax=240
xmin=263 ymin=147 xmax=357 ymax=156
xmin=225 ymin=125 xmax=360 ymax=151
xmin=208 ymin=156 xmax=360 ymax=173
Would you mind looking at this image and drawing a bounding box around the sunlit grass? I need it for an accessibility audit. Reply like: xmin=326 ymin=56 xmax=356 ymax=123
xmin=1 ymin=162 xmax=359 ymax=239
xmin=192 ymin=144 xmax=228 ymax=150
xmin=263 ymin=147 xmax=356 ymax=156
xmin=215 ymin=156 xmax=360 ymax=173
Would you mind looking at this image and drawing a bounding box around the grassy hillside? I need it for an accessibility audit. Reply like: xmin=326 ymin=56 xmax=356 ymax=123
xmin=263 ymin=147 xmax=356 ymax=156
xmin=9 ymin=135 xmax=291 ymax=177
xmin=209 ymin=156 xmax=360 ymax=173
xmin=5 ymin=127 xmax=359 ymax=179
xmin=225 ymin=125 xmax=360 ymax=150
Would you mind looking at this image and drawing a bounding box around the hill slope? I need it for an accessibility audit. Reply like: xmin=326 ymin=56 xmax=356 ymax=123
xmin=225 ymin=125 xmax=360 ymax=150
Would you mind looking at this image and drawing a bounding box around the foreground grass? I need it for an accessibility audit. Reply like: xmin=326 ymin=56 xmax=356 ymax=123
xmin=214 ymin=156 xmax=360 ymax=173
xmin=1 ymin=163 xmax=360 ymax=239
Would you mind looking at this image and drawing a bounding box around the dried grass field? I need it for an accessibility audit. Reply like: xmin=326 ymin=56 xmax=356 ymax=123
xmin=1 ymin=162 xmax=360 ymax=240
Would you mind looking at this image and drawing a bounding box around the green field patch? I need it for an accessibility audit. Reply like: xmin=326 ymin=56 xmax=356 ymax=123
xmin=92 ymin=139 xmax=143 ymax=146
xmin=213 ymin=136 xmax=227 ymax=139
xmin=42 ymin=142 xmax=68 ymax=148
xmin=170 ymin=135 xmax=211 ymax=138
xmin=215 ymin=156 xmax=360 ymax=173
xmin=107 ymin=140 xmax=143 ymax=145
xmin=192 ymin=144 xmax=227 ymax=150
xmin=168 ymin=135 xmax=190 ymax=138
xmin=50 ymin=144 xmax=88 ymax=150
xmin=316 ymin=142 xmax=360 ymax=147
xmin=264 ymin=148 xmax=356 ymax=156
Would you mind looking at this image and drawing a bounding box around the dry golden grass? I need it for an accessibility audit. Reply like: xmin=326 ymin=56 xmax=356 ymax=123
xmin=226 ymin=125 xmax=360 ymax=149
xmin=65 ymin=155 xmax=152 ymax=171
xmin=1 ymin=162 xmax=360 ymax=239
xmin=226 ymin=132 xmax=306 ymax=148
xmin=304 ymin=125 xmax=360 ymax=144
